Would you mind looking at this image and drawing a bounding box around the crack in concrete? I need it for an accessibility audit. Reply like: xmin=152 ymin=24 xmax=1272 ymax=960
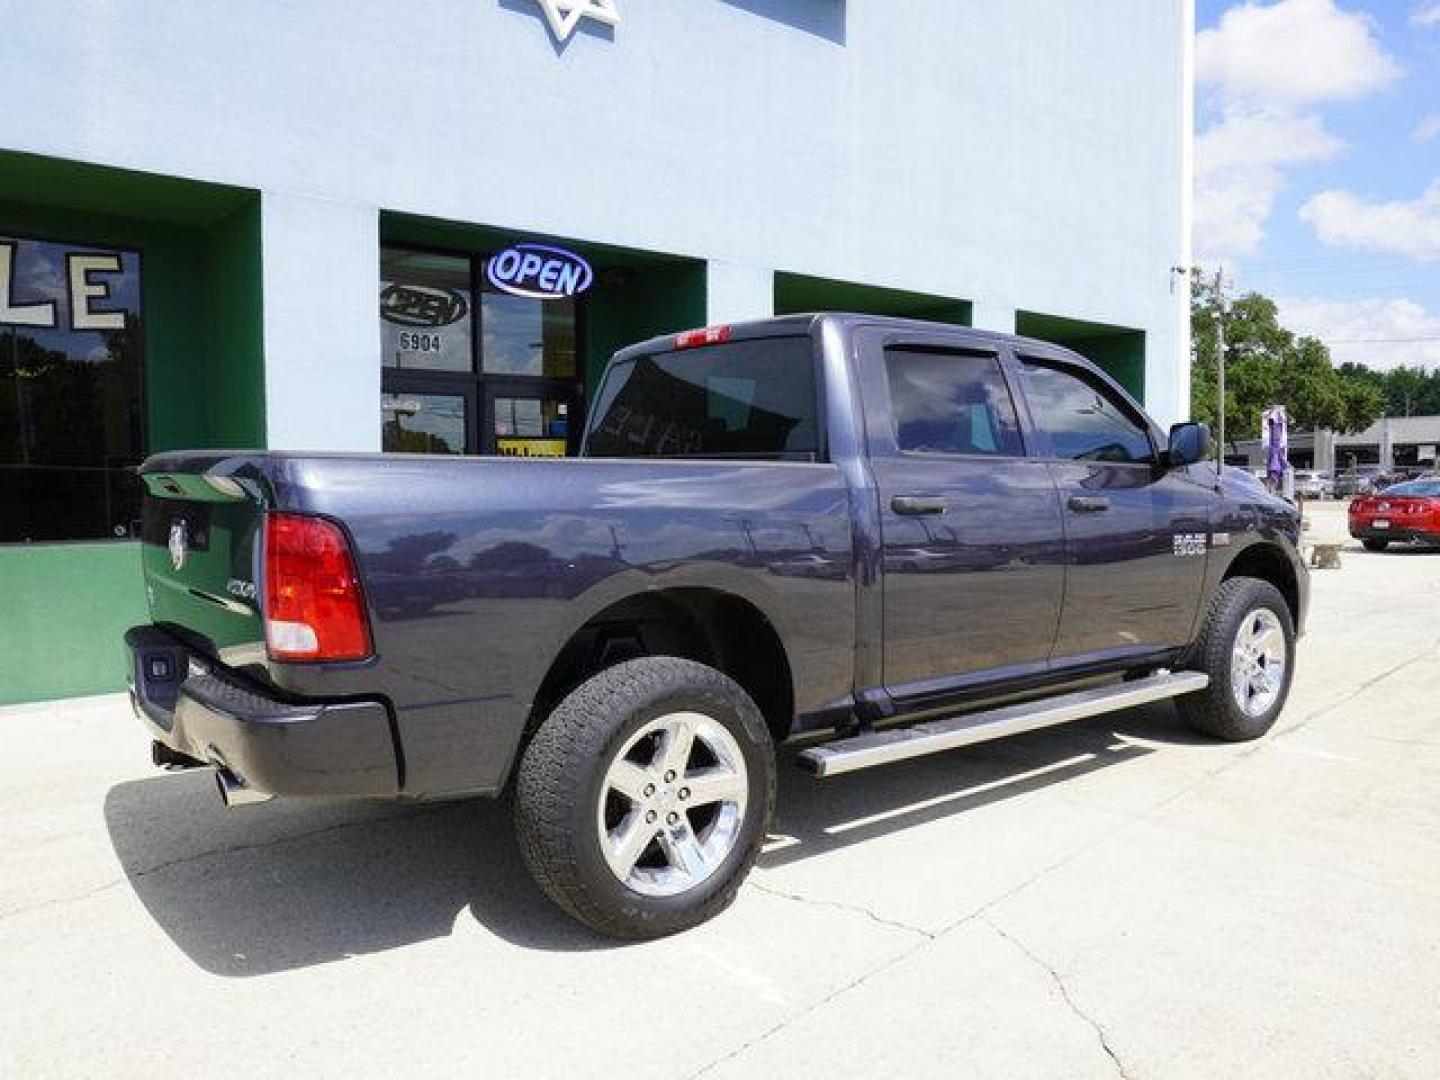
xmin=1273 ymin=650 xmax=1433 ymax=739
xmin=689 ymin=644 xmax=1437 ymax=1077
xmin=746 ymin=880 xmax=935 ymax=940
xmin=984 ymin=915 xmax=1133 ymax=1080
xmin=684 ymin=936 xmax=930 ymax=1079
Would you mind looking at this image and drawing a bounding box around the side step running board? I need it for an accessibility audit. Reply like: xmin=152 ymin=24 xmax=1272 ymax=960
xmin=798 ymin=670 xmax=1209 ymax=778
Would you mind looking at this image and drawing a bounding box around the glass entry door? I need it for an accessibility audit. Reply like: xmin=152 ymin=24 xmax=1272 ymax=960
xmin=484 ymin=379 xmax=581 ymax=457
xmin=382 ymin=379 xmax=476 ymax=455
xmin=379 ymin=243 xmax=585 ymax=458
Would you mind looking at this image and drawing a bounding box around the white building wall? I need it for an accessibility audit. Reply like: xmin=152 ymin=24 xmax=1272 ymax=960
xmin=0 ymin=0 xmax=1193 ymax=437
xmin=260 ymin=194 xmax=381 ymax=451
xmin=706 ymin=261 xmax=775 ymax=326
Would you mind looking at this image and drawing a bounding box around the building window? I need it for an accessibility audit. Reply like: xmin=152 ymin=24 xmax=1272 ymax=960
xmin=0 ymin=236 xmax=144 ymax=543
xmin=480 ymin=287 xmax=577 ymax=378
xmin=380 ymin=248 xmax=473 ymax=373
xmin=379 ymin=244 xmax=583 ymax=457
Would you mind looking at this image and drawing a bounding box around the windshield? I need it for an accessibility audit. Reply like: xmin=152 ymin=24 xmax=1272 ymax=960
xmin=585 ymin=336 xmax=820 ymax=460
xmin=1380 ymin=480 xmax=1440 ymax=497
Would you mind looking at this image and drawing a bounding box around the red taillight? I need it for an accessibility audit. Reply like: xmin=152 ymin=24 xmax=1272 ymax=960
xmin=263 ymin=513 xmax=373 ymax=662
xmin=674 ymin=325 xmax=732 ymax=350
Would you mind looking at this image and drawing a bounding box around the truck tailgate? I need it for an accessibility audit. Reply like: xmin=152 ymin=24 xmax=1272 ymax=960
xmin=140 ymin=463 xmax=268 ymax=665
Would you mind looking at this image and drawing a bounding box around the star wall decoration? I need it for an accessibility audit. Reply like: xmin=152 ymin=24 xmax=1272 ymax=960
xmin=531 ymin=0 xmax=620 ymax=44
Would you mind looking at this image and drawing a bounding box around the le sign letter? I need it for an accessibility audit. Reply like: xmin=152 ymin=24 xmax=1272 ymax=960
xmin=0 ymin=241 xmax=126 ymax=331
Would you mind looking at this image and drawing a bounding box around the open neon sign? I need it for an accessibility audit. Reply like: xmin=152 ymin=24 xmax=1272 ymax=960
xmin=486 ymin=243 xmax=593 ymax=301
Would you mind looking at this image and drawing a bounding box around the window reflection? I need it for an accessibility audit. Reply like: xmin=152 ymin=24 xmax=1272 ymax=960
xmin=382 ymin=393 xmax=466 ymax=454
xmin=481 ymin=289 xmax=576 ymax=378
xmin=1 ymin=237 xmax=144 ymax=542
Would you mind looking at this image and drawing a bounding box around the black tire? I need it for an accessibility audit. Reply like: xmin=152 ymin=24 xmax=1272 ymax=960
xmin=514 ymin=657 xmax=776 ymax=940
xmin=1362 ymin=538 xmax=1389 ymax=552
xmin=1177 ymin=577 xmax=1295 ymax=742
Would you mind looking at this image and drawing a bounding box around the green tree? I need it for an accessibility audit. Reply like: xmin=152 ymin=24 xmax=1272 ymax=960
xmin=1382 ymin=364 xmax=1429 ymax=417
xmin=1190 ymin=274 xmax=1384 ymax=445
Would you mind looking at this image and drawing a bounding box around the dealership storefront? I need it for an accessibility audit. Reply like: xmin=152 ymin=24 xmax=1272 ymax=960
xmin=0 ymin=1 xmax=1192 ymax=703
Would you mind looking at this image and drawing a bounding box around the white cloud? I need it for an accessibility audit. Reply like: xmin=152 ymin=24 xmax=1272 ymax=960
xmin=1278 ymin=296 xmax=1440 ymax=371
xmin=1300 ymin=179 xmax=1440 ymax=261
xmin=1197 ymin=0 xmax=1401 ymax=108
xmin=1194 ymin=0 xmax=1401 ymax=260
xmin=1416 ymin=114 xmax=1440 ymax=142
xmin=1196 ymin=108 xmax=1342 ymax=258
xmin=1412 ymin=3 xmax=1440 ymax=28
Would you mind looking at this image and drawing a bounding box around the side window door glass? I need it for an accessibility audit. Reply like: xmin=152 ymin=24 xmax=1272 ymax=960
xmin=884 ymin=348 xmax=1024 ymax=457
xmin=1021 ymin=361 xmax=1153 ymax=463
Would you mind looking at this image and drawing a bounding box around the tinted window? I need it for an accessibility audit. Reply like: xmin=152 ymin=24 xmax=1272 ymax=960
xmin=1 ymin=236 xmax=145 ymax=542
xmin=885 ymin=348 xmax=1023 ymax=457
xmin=586 ymin=337 xmax=818 ymax=460
xmin=1382 ymin=480 xmax=1440 ymax=497
xmin=1022 ymin=361 xmax=1153 ymax=463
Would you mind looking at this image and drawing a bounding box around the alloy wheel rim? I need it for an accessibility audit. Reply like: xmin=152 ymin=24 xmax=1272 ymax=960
xmin=595 ymin=711 xmax=748 ymax=897
xmin=1230 ymin=608 xmax=1286 ymax=718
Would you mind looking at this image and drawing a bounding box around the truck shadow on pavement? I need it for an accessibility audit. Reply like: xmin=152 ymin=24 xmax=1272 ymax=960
xmin=104 ymin=702 xmax=1198 ymax=975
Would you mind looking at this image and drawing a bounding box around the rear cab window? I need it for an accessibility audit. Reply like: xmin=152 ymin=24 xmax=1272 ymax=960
xmin=585 ymin=336 xmax=820 ymax=461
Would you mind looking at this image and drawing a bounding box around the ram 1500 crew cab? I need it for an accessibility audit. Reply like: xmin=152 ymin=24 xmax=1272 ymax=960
xmin=127 ymin=314 xmax=1307 ymax=938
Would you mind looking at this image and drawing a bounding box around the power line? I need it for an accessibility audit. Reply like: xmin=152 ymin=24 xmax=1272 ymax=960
xmin=1323 ymin=336 xmax=1440 ymax=344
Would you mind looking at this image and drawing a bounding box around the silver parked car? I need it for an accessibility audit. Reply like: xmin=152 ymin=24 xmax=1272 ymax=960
xmin=1294 ymin=470 xmax=1333 ymax=500
xmin=1334 ymin=466 xmax=1386 ymax=500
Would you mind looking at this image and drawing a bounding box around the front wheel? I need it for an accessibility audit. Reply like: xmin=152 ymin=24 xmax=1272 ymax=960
xmin=1178 ymin=577 xmax=1295 ymax=741
xmin=514 ymin=657 xmax=775 ymax=939
xmin=1361 ymin=538 xmax=1389 ymax=552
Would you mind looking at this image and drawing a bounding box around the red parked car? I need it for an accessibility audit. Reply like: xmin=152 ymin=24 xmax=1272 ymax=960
xmin=1349 ymin=479 xmax=1440 ymax=551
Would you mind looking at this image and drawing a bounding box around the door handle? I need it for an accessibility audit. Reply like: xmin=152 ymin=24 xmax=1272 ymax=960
xmin=892 ymin=495 xmax=948 ymax=516
xmin=1067 ymin=495 xmax=1111 ymax=513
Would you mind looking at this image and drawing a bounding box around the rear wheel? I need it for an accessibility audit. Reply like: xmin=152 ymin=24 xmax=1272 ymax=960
xmin=1361 ymin=538 xmax=1389 ymax=552
xmin=1178 ymin=577 xmax=1295 ymax=741
xmin=514 ymin=657 xmax=775 ymax=939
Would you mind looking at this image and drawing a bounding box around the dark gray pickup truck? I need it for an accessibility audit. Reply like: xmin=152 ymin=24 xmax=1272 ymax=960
xmin=127 ymin=314 xmax=1307 ymax=938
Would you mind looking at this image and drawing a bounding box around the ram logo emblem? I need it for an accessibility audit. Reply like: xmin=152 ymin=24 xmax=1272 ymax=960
xmin=168 ymin=519 xmax=189 ymax=572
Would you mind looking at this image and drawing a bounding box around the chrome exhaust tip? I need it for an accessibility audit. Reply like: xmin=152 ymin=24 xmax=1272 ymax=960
xmin=214 ymin=767 xmax=273 ymax=809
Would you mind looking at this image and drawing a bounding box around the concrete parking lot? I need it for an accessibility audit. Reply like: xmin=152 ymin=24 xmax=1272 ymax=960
xmin=3 ymin=502 xmax=1437 ymax=1079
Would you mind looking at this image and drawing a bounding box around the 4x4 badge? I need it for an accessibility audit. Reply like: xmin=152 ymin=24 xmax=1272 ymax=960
xmin=169 ymin=519 xmax=188 ymax=572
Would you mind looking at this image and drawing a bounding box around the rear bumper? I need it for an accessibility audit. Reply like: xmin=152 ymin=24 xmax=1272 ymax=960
xmin=1349 ymin=524 xmax=1440 ymax=544
xmin=126 ymin=626 xmax=401 ymax=798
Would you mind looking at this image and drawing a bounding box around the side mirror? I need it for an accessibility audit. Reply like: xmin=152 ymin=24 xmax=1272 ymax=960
xmin=1167 ymin=422 xmax=1212 ymax=468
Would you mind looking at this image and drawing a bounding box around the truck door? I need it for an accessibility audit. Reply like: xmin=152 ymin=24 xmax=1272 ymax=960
xmin=1014 ymin=353 xmax=1211 ymax=665
xmin=855 ymin=330 xmax=1067 ymax=709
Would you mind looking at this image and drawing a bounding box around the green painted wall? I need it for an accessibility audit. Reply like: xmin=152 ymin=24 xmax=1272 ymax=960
xmin=1073 ymin=332 xmax=1147 ymax=405
xmin=205 ymin=200 xmax=266 ymax=444
xmin=0 ymin=543 xmax=147 ymax=705
xmin=584 ymin=262 xmax=707 ymax=392
xmin=775 ymin=272 xmax=971 ymax=326
xmin=0 ymin=153 xmax=262 ymax=703
xmin=1016 ymin=310 xmax=1147 ymax=404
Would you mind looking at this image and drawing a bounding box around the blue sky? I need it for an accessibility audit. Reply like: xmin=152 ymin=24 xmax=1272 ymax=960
xmin=1195 ymin=0 xmax=1440 ymax=369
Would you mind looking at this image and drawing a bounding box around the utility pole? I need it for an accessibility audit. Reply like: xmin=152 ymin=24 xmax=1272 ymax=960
xmin=1214 ymin=267 xmax=1227 ymax=478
